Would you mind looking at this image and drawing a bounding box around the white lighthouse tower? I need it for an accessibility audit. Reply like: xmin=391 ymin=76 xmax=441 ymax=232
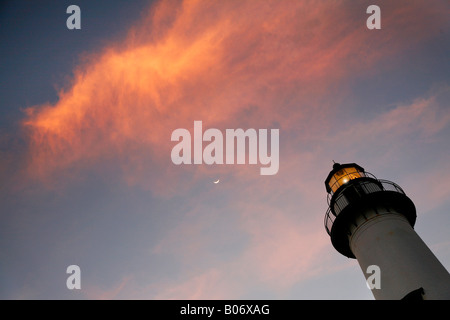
xmin=324 ymin=163 xmax=450 ymax=300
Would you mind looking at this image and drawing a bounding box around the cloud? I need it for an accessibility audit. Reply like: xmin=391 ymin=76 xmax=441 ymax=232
xmin=20 ymin=0 xmax=447 ymax=192
xmin=83 ymin=275 xmax=133 ymax=300
xmin=153 ymin=268 xmax=237 ymax=299
xmin=327 ymin=85 xmax=450 ymax=152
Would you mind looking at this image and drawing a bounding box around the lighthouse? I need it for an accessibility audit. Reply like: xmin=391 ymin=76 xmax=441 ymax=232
xmin=324 ymin=162 xmax=450 ymax=300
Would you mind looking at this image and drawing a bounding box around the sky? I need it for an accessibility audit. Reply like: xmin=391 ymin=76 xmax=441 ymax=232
xmin=0 ymin=0 xmax=449 ymax=299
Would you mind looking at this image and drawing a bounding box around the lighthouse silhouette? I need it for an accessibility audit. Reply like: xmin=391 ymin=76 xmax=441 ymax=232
xmin=324 ymin=162 xmax=450 ymax=300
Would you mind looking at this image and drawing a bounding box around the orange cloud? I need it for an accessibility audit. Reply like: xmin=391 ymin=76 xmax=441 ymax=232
xmin=21 ymin=0 xmax=447 ymax=192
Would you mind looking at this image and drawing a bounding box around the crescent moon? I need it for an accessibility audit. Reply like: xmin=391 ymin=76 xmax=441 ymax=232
xmin=213 ymin=179 xmax=220 ymax=184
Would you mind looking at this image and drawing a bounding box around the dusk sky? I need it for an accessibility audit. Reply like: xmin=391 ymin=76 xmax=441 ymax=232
xmin=1 ymin=0 xmax=449 ymax=299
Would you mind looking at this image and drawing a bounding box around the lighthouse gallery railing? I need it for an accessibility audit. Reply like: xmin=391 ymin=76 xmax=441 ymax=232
xmin=324 ymin=179 xmax=406 ymax=235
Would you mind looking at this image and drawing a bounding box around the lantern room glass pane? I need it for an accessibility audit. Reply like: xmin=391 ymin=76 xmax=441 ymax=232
xmin=329 ymin=166 xmax=365 ymax=193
